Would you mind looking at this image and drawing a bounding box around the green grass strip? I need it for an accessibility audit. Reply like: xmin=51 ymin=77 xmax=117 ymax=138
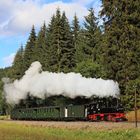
xmin=0 ymin=122 xmax=139 ymax=140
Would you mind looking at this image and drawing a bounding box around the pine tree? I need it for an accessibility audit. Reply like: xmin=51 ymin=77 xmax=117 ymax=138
xmin=100 ymin=0 xmax=140 ymax=109
xmin=12 ymin=45 xmax=24 ymax=79
xmin=23 ymin=25 xmax=36 ymax=72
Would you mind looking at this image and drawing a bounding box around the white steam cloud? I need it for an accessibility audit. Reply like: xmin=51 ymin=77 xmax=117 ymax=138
xmin=3 ymin=61 xmax=120 ymax=104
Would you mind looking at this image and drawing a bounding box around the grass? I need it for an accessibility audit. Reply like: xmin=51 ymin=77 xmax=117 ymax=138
xmin=0 ymin=115 xmax=10 ymax=120
xmin=0 ymin=121 xmax=139 ymax=140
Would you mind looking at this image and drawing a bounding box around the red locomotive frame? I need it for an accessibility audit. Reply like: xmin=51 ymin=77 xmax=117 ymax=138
xmin=88 ymin=112 xmax=126 ymax=122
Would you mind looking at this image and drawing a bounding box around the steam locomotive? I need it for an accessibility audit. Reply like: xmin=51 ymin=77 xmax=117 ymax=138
xmin=11 ymin=97 xmax=127 ymax=122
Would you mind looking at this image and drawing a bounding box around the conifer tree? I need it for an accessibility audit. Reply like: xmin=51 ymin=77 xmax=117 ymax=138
xmin=60 ymin=12 xmax=75 ymax=72
xmin=0 ymin=80 xmax=5 ymax=114
xmin=47 ymin=9 xmax=75 ymax=72
xmin=100 ymin=0 xmax=140 ymax=109
xmin=12 ymin=45 xmax=24 ymax=79
xmin=74 ymin=8 xmax=103 ymax=78
xmin=71 ymin=14 xmax=80 ymax=49
xmin=44 ymin=15 xmax=56 ymax=72
xmin=84 ymin=8 xmax=101 ymax=62
xmin=71 ymin=14 xmax=82 ymax=66
xmin=23 ymin=25 xmax=36 ymax=72
xmin=47 ymin=9 xmax=62 ymax=72
xmin=34 ymin=23 xmax=48 ymax=70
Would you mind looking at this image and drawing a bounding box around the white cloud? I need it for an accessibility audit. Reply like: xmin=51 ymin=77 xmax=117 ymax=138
xmin=3 ymin=53 xmax=15 ymax=67
xmin=0 ymin=0 xmax=101 ymax=36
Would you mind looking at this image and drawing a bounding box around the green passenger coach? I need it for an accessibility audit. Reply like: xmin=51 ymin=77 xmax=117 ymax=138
xmin=11 ymin=105 xmax=87 ymax=121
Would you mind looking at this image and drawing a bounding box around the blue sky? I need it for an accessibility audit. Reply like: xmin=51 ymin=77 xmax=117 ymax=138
xmin=0 ymin=0 xmax=101 ymax=68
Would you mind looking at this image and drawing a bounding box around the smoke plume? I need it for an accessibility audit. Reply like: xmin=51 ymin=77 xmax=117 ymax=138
xmin=3 ymin=61 xmax=120 ymax=104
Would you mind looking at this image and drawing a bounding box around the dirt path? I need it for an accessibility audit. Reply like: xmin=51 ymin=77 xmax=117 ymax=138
xmin=1 ymin=120 xmax=140 ymax=130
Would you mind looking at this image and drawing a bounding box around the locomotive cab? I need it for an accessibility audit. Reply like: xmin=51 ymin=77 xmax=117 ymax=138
xmin=87 ymin=98 xmax=127 ymax=122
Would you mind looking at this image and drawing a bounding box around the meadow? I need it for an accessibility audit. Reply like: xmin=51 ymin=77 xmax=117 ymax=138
xmin=0 ymin=121 xmax=139 ymax=140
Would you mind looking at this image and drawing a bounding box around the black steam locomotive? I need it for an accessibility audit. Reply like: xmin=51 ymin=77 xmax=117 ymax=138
xmin=11 ymin=97 xmax=127 ymax=122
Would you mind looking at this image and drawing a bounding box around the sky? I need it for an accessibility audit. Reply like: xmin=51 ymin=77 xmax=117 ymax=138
xmin=0 ymin=0 xmax=101 ymax=68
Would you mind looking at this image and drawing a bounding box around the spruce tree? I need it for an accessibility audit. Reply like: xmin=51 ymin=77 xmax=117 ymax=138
xmin=71 ymin=14 xmax=83 ymax=67
xmin=100 ymin=0 xmax=140 ymax=109
xmin=47 ymin=9 xmax=62 ymax=72
xmin=84 ymin=8 xmax=101 ymax=62
xmin=47 ymin=9 xmax=75 ymax=72
xmin=12 ymin=45 xmax=24 ymax=79
xmin=75 ymin=8 xmax=103 ymax=78
xmin=60 ymin=12 xmax=76 ymax=72
xmin=23 ymin=25 xmax=36 ymax=72
xmin=71 ymin=14 xmax=80 ymax=49
xmin=34 ymin=23 xmax=48 ymax=70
